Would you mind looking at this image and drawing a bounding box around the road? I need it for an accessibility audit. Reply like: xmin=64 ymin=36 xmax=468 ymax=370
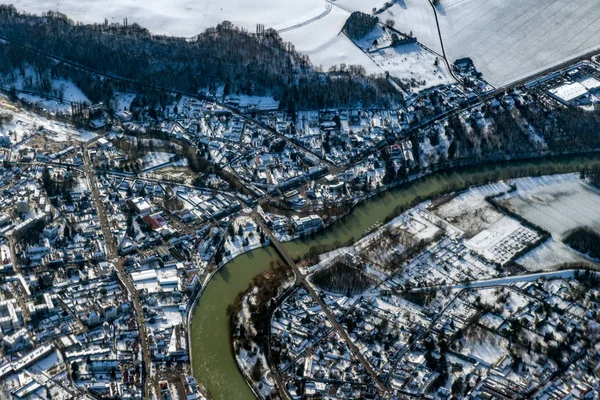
xmin=252 ymin=212 xmax=387 ymax=394
xmin=81 ymin=143 xmax=152 ymax=398
xmin=427 ymin=0 xmax=462 ymax=85
xmin=408 ymin=268 xmax=598 ymax=293
xmin=276 ymin=4 xmax=332 ymax=33
xmin=0 ymin=33 xmax=335 ymax=173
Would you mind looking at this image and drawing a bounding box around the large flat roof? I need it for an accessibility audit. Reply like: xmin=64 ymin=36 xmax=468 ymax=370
xmin=548 ymin=82 xmax=588 ymax=103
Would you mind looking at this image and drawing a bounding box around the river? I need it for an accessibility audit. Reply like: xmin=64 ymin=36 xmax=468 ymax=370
xmin=190 ymin=154 xmax=600 ymax=400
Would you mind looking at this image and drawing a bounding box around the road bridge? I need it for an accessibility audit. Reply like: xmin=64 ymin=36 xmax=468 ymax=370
xmin=252 ymin=212 xmax=387 ymax=394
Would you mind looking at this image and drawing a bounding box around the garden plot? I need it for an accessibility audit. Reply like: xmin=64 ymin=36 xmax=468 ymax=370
xmin=465 ymin=216 xmax=540 ymax=265
xmin=402 ymin=238 xmax=498 ymax=286
xmin=499 ymin=174 xmax=600 ymax=238
xmin=436 ymin=0 xmax=600 ymax=86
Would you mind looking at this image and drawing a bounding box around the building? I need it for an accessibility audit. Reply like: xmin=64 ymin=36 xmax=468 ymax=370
xmin=16 ymin=197 xmax=29 ymax=214
xmin=547 ymin=77 xmax=600 ymax=105
xmin=291 ymin=215 xmax=323 ymax=234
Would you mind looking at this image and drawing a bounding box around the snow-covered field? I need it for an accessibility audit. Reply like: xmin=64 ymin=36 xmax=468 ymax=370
xmin=0 ymin=96 xmax=96 ymax=144
xmin=13 ymin=0 xmax=326 ymax=37
xmin=501 ymin=174 xmax=600 ymax=238
xmin=517 ymin=238 xmax=590 ymax=271
xmin=14 ymin=0 xmax=600 ymax=87
xmin=437 ymin=0 xmax=600 ymax=86
xmin=279 ymin=6 xmax=379 ymax=73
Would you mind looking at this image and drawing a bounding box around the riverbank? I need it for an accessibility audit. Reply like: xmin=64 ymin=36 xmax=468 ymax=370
xmin=190 ymin=152 xmax=600 ymax=400
xmin=230 ymin=262 xmax=295 ymax=399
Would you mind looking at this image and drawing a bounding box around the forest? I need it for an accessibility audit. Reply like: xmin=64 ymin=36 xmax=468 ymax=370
xmin=0 ymin=6 xmax=400 ymax=110
xmin=343 ymin=12 xmax=379 ymax=40
xmin=311 ymin=261 xmax=376 ymax=295
xmin=564 ymin=227 xmax=600 ymax=261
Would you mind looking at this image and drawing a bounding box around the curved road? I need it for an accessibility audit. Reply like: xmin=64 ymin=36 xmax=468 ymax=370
xmin=276 ymin=4 xmax=332 ymax=33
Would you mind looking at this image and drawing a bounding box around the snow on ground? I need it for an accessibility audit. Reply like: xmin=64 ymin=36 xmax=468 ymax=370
xmin=14 ymin=0 xmax=327 ymax=37
xmin=17 ymin=93 xmax=72 ymax=115
xmin=369 ymin=43 xmax=452 ymax=90
xmin=51 ymin=79 xmax=90 ymax=103
xmin=370 ymin=0 xmax=442 ymax=53
xmin=279 ymin=6 xmax=381 ymax=73
xmin=3 ymin=68 xmax=91 ymax=114
xmin=113 ymin=92 xmax=136 ymax=111
xmin=225 ymin=95 xmax=280 ymax=111
xmin=501 ymin=174 xmax=600 ymax=238
xmin=517 ymin=237 xmax=592 ymax=272
xmin=141 ymin=152 xmax=177 ymax=169
xmin=432 ymin=182 xmax=510 ymax=237
xmin=427 ymin=269 xmax=591 ymax=291
xmin=29 ymin=351 xmax=62 ymax=373
xmin=0 ymin=97 xmax=96 ymax=144
xmin=238 ymin=95 xmax=279 ymax=110
xmin=458 ymin=328 xmax=509 ymax=366
xmin=436 ymin=0 xmax=600 ymax=86
xmin=16 ymin=78 xmax=90 ymax=114
xmin=336 ymin=0 xmax=442 ymax=54
xmin=478 ymin=313 xmax=504 ymax=331
xmin=223 ymin=216 xmax=266 ymax=261
xmin=465 ymin=218 xmax=518 ymax=253
xmin=7 ymin=0 xmax=440 ymax=87
xmin=16 ymin=0 xmax=600 ymax=89
xmin=148 ymin=306 xmax=183 ymax=330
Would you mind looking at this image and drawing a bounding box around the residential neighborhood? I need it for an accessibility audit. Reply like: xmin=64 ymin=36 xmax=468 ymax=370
xmin=0 ymin=1 xmax=598 ymax=399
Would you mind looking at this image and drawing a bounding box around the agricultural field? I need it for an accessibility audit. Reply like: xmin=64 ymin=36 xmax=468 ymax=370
xmin=15 ymin=0 xmax=600 ymax=88
xmin=437 ymin=0 xmax=600 ymax=86
xmin=498 ymin=174 xmax=600 ymax=238
xmin=278 ymin=6 xmax=380 ymax=73
xmin=517 ymin=238 xmax=590 ymax=271
xmin=13 ymin=0 xmax=325 ymax=37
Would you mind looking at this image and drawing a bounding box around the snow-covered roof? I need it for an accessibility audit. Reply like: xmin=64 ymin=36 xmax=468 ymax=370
xmin=548 ymin=82 xmax=588 ymax=103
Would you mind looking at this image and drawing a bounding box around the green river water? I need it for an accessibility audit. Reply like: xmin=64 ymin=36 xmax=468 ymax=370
xmin=190 ymin=154 xmax=600 ymax=400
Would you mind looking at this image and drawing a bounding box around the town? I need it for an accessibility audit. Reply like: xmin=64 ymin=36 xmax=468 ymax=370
xmin=0 ymin=1 xmax=597 ymax=400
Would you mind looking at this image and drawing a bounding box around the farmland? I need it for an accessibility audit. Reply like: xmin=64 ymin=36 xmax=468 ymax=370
xmin=12 ymin=0 xmax=325 ymax=37
xmin=437 ymin=0 xmax=600 ymax=86
xmin=12 ymin=0 xmax=600 ymax=87
xmin=497 ymin=174 xmax=600 ymax=238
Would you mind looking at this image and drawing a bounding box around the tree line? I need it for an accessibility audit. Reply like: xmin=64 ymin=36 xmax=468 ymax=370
xmin=0 ymin=6 xmax=400 ymax=110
